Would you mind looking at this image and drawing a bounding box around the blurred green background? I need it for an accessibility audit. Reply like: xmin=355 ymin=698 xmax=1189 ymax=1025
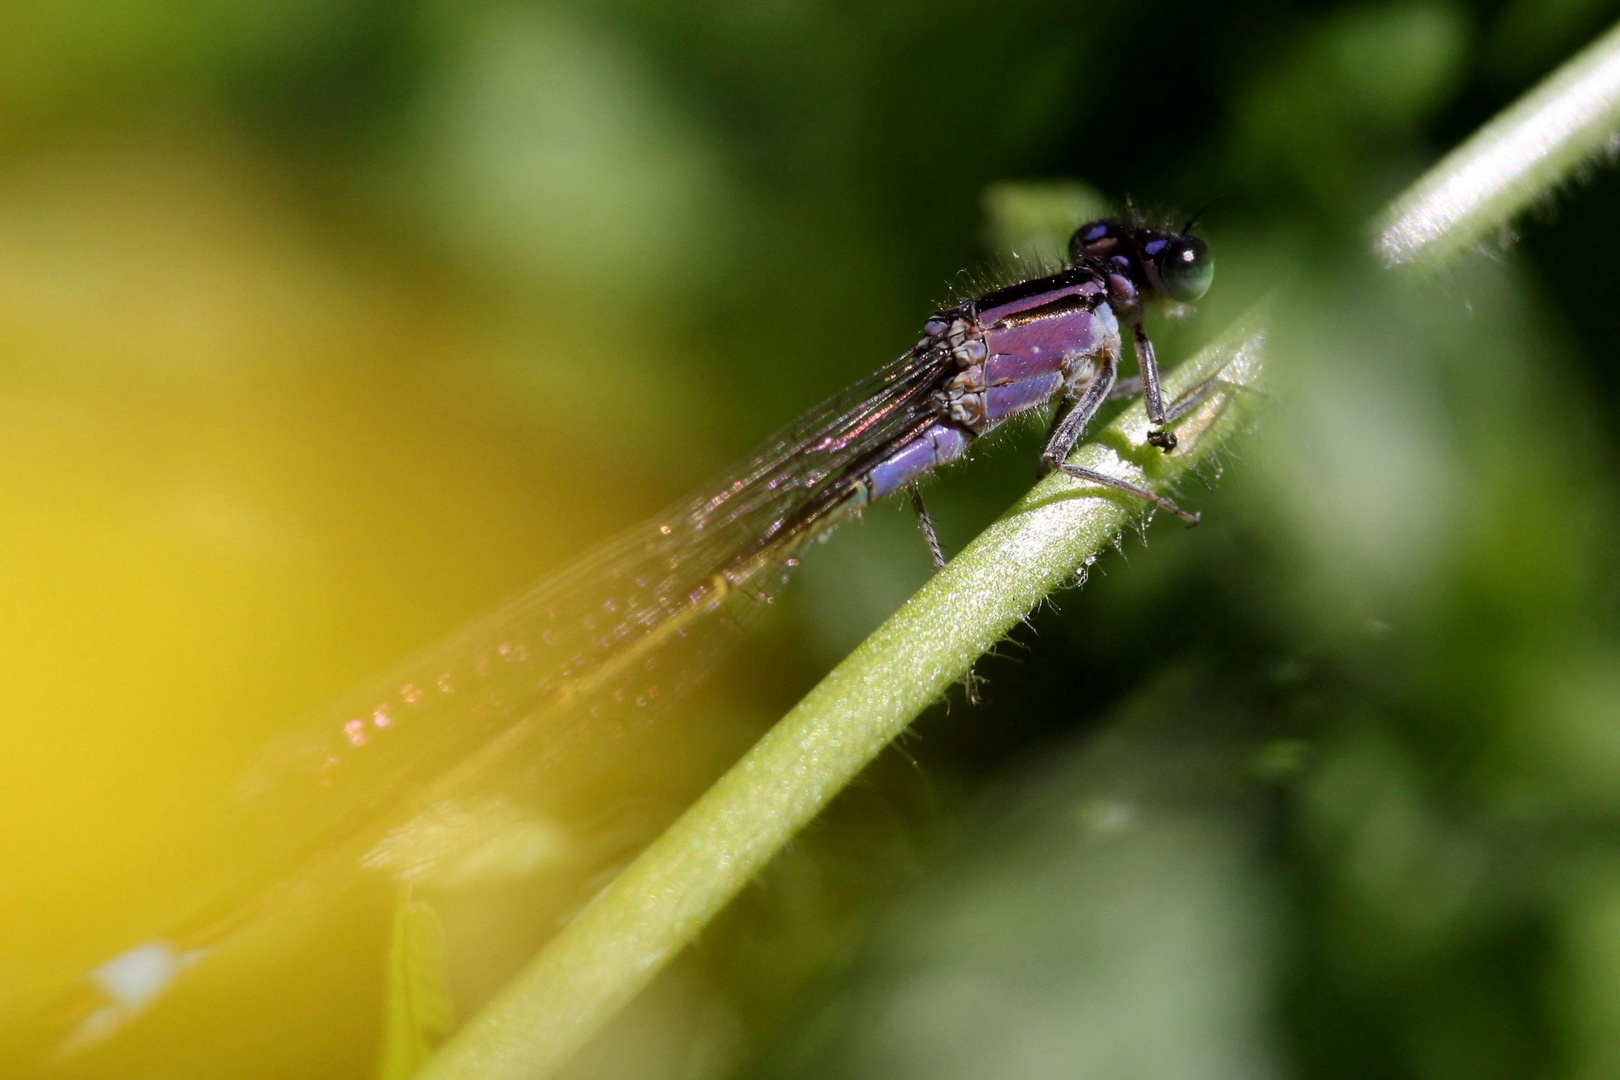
xmin=4 ymin=0 xmax=1620 ymax=1077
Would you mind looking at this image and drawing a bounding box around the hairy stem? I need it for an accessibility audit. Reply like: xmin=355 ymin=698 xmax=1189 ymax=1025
xmin=420 ymin=20 xmax=1620 ymax=1078
xmin=417 ymin=312 xmax=1267 ymax=1080
xmin=1377 ymin=17 xmax=1620 ymax=268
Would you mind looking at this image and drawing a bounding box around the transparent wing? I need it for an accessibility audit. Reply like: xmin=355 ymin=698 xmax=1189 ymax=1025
xmin=255 ymin=339 xmax=953 ymax=804
xmin=27 ymin=340 xmax=960 ymax=1062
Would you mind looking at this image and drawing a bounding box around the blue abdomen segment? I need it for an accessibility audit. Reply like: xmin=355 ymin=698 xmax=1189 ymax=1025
xmin=865 ymin=423 xmax=971 ymax=502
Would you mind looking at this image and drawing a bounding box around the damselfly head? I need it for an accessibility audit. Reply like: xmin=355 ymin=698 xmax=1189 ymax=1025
xmin=1067 ymin=218 xmax=1214 ymax=304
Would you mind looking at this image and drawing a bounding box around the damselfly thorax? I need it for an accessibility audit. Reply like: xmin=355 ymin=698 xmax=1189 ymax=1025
xmin=852 ymin=266 xmax=1122 ymax=508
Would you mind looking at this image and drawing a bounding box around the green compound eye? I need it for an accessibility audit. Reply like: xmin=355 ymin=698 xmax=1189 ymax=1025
xmin=1155 ymin=235 xmax=1213 ymax=302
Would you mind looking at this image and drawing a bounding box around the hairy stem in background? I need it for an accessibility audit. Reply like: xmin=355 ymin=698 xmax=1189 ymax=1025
xmin=1378 ymin=17 xmax=1620 ymax=268
xmin=420 ymin=20 xmax=1620 ymax=1079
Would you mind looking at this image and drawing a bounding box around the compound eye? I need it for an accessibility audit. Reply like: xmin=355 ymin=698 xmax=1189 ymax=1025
xmin=1155 ymin=236 xmax=1213 ymax=302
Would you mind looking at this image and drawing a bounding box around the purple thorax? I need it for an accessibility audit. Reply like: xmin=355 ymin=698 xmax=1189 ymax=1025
xmin=858 ymin=265 xmax=1120 ymax=504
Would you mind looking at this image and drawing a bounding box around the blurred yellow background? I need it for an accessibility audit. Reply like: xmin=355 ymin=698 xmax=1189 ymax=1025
xmin=7 ymin=1 xmax=1620 ymax=1079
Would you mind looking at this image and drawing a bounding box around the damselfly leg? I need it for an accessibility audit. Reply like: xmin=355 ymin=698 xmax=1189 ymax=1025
xmin=908 ymin=485 xmax=946 ymax=572
xmin=1129 ymin=311 xmax=1214 ymax=451
xmin=1109 ymin=372 xmax=1249 ymax=429
xmin=1037 ymin=354 xmax=1201 ymax=526
xmin=907 ymin=484 xmax=982 ymax=702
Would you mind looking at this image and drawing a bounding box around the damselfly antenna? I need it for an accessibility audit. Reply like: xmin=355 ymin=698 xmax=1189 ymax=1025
xmin=1181 ymin=199 xmax=1217 ymax=235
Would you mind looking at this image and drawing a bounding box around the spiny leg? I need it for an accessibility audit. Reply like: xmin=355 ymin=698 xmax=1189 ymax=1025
xmin=1036 ymin=355 xmax=1118 ymax=478
xmin=909 ymin=485 xmax=946 ymax=572
xmin=1157 ymin=376 xmax=1233 ymax=428
xmin=1112 ymin=345 xmax=1248 ymax=451
xmin=909 ymin=484 xmax=980 ymax=703
xmin=1039 ymin=356 xmax=1200 ymax=526
xmin=1110 ymin=371 xmax=1248 ymax=416
xmin=1054 ymin=463 xmax=1199 ymax=526
xmin=1131 ymin=323 xmax=1168 ymax=422
xmin=1128 ymin=321 xmax=1185 ymax=451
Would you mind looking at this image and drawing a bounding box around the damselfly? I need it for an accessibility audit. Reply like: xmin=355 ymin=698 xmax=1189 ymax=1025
xmin=251 ymin=216 xmax=1217 ymax=819
xmin=44 ymin=216 xmax=1220 ymax=1060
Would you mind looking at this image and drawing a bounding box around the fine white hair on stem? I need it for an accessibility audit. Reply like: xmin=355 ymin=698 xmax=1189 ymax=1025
xmin=1378 ymin=18 xmax=1620 ymax=269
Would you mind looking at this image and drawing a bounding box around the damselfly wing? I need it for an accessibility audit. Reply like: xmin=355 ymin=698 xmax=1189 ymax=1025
xmin=37 ymin=216 xmax=1217 ymax=1063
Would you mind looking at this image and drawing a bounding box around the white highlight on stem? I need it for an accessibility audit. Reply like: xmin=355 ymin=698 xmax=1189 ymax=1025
xmin=1378 ymin=18 xmax=1620 ymax=268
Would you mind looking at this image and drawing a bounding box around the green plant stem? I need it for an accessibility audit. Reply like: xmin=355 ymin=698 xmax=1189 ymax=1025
xmin=420 ymin=22 xmax=1620 ymax=1077
xmin=417 ymin=314 xmax=1267 ymax=1080
xmin=1377 ymin=16 xmax=1620 ymax=268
